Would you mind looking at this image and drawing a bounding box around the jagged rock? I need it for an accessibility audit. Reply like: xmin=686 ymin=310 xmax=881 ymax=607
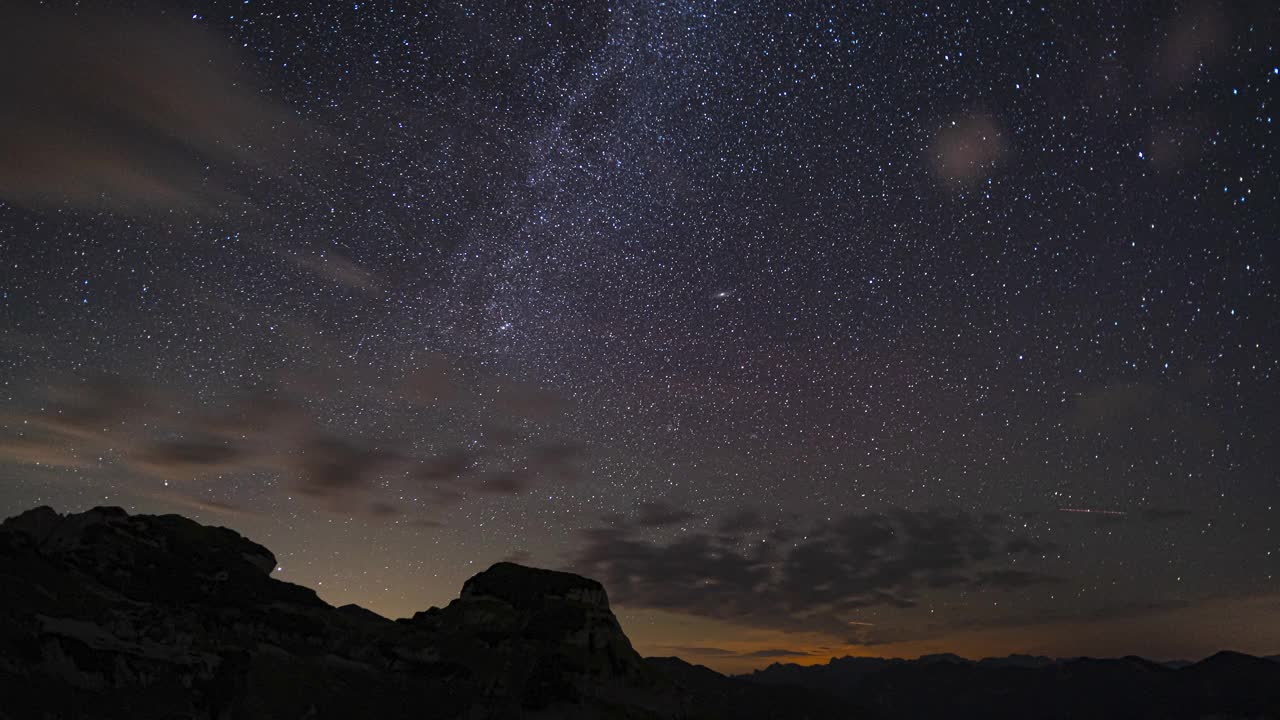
xmin=0 ymin=506 xmax=730 ymax=719
xmin=447 ymin=562 xmax=644 ymax=677
xmin=3 ymin=505 xmax=1274 ymax=720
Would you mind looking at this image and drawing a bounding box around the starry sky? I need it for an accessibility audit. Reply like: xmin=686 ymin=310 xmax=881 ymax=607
xmin=1 ymin=0 xmax=1278 ymax=673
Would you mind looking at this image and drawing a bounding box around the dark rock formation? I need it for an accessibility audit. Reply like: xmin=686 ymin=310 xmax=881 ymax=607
xmin=400 ymin=561 xmax=654 ymax=715
xmin=1 ymin=505 xmax=1275 ymax=720
xmin=0 ymin=506 xmax=836 ymax=720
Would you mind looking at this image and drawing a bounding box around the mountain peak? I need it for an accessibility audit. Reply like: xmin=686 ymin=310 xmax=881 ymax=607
xmin=1 ymin=503 xmax=278 ymax=577
xmin=1194 ymin=649 xmax=1273 ymax=669
xmin=0 ymin=505 xmax=660 ymax=718
xmin=1 ymin=505 xmax=1276 ymax=719
xmin=460 ymin=560 xmax=611 ymax=610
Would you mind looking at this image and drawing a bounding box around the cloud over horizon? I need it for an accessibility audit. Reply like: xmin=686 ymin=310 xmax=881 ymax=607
xmin=572 ymin=508 xmax=1055 ymax=643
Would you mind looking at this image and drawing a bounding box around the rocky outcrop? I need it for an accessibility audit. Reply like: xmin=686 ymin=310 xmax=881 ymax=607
xmin=0 ymin=506 xmax=716 ymax=719
xmin=403 ymin=561 xmax=653 ymax=715
xmin=3 ymin=505 xmax=1274 ymax=720
xmin=0 ymin=506 xmax=361 ymax=719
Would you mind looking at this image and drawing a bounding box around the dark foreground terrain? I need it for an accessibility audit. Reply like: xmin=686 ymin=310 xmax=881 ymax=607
xmin=0 ymin=506 xmax=1275 ymax=719
xmin=745 ymin=650 xmax=1280 ymax=719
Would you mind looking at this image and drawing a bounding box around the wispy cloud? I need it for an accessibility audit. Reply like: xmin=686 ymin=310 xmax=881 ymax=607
xmin=0 ymin=366 xmax=586 ymax=522
xmin=0 ymin=5 xmax=301 ymax=214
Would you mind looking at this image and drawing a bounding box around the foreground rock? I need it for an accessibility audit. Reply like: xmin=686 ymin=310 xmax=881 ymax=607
xmin=0 ymin=506 xmax=845 ymax=719
xmin=1 ymin=506 xmax=1275 ymax=719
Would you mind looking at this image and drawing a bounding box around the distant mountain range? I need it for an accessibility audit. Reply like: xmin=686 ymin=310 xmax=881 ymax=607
xmin=1 ymin=505 xmax=1276 ymax=719
xmin=744 ymin=651 xmax=1280 ymax=719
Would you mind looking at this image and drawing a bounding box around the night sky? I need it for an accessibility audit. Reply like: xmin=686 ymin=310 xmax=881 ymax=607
xmin=1 ymin=0 xmax=1277 ymax=673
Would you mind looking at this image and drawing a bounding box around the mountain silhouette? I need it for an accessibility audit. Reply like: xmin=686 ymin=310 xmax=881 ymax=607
xmin=745 ymin=650 xmax=1280 ymax=719
xmin=1 ymin=506 xmax=1276 ymax=719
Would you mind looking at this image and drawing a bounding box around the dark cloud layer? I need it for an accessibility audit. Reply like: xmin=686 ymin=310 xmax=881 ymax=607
xmin=0 ymin=4 xmax=298 ymax=213
xmin=635 ymin=500 xmax=698 ymax=528
xmin=658 ymin=646 xmax=812 ymax=660
xmin=573 ymin=509 xmax=1054 ymax=641
xmin=717 ymin=509 xmax=766 ymax=534
xmin=0 ymin=369 xmax=583 ymax=522
xmin=132 ymin=438 xmax=245 ymax=477
xmin=742 ymin=649 xmax=814 ymax=659
xmin=661 ymin=646 xmax=739 ymax=658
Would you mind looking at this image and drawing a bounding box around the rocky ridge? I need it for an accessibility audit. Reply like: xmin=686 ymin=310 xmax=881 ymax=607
xmin=0 ymin=506 xmax=685 ymax=719
xmin=1 ymin=505 xmax=1277 ymax=720
xmin=745 ymin=650 xmax=1280 ymax=719
xmin=0 ymin=506 xmax=854 ymax=719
